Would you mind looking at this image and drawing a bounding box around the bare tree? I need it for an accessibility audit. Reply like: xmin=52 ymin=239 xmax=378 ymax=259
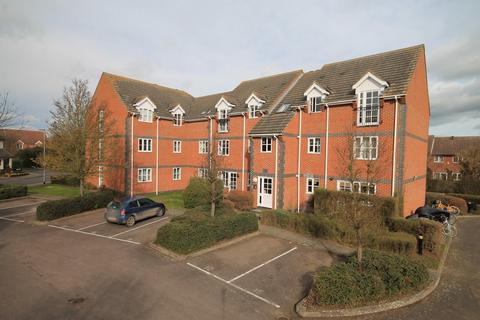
xmin=45 ymin=79 xmax=115 ymax=196
xmin=333 ymin=129 xmax=388 ymax=265
xmin=0 ymin=92 xmax=22 ymax=128
xmin=459 ymin=147 xmax=480 ymax=194
xmin=203 ymin=134 xmax=228 ymax=217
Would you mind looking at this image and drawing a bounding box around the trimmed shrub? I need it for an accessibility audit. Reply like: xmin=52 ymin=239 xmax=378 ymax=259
xmin=50 ymin=175 xmax=80 ymax=186
xmin=156 ymin=212 xmax=258 ymax=254
xmin=370 ymin=232 xmax=416 ymax=255
xmin=387 ymin=217 xmax=442 ymax=255
xmin=448 ymin=193 xmax=480 ymax=206
xmin=0 ymin=185 xmax=28 ymax=199
xmin=183 ymin=177 xmax=223 ymax=209
xmin=226 ymin=190 xmax=253 ymax=210
xmin=312 ymin=249 xmax=429 ymax=307
xmin=221 ymin=199 xmax=236 ymax=212
xmin=425 ymin=192 xmax=468 ymax=213
xmin=36 ymin=190 xmax=115 ymax=221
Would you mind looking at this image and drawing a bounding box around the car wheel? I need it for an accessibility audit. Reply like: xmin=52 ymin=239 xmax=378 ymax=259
xmin=126 ymin=215 xmax=136 ymax=227
xmin=156 ymin=206 xmax=165 ymax=217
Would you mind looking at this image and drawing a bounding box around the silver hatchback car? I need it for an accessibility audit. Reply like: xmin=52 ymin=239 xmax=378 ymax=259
xmin=105 ymin=196 xmax=166 ymax=227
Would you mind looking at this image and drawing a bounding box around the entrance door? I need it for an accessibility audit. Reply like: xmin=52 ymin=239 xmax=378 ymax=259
xmin=257 ymin=176 xmax=273 ymax=208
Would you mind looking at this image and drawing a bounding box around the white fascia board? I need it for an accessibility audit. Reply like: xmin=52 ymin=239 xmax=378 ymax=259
xmin=214 ymin=96 xmax=235 ymax=110
xmin=133 ymin=96 xmax=157 ymax=110
xmin=245 ymin=93 xmax=266 ymax=105
xmin=352 ymin=72 xmax=389 ymax=91
xmin=170 ymin=104 xmax=185 ymax=114
xmin=304 ymin=82 xmax=329 ymax=97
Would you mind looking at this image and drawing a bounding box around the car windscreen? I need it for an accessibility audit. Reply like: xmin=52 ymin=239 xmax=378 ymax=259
xmin=107 ymin=201 xmax=122 ymax=209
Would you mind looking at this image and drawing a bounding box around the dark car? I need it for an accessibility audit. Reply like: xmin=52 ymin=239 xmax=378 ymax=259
xmin=105 ymin=196 xmax=166 ymax=227
xmin=407 ymin=205 xmax=450 ymax=223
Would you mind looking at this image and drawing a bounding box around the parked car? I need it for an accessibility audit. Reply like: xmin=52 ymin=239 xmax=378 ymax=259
xmin=105 ymin=196 xmax=166 ymax=227
xmin=406 ymin=205 xmax=450 ymax=223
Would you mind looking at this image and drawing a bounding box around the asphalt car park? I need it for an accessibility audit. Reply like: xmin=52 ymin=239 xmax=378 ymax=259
xmin=0 ymin=196 xmax=46 ymax=223
xmin=186 ymin=234 xmax=333 ymax=310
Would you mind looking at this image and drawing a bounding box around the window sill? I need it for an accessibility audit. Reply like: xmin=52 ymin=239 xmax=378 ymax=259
xmin=356 ymin=123 xmax=380 ymax=127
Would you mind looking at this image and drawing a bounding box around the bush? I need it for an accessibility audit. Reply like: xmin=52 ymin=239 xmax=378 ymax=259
xmin=36 ymin=190 xmax=115 ymax=221
xmin=156 ymin=212 xmax=258 ymax=254
xmin=369 ymin=232 xmax=417 ymax=255
xmin=183 ymin=177 xmax=223 ymax=209
xmin=448 ymin=193 xmax=480 ymax=206
xmin=387 ymin=217 xmax=442 ymax=256
xmin=226 ymin=190 xmax=253 ymax=210
xmin=0 ymin=185 xmax=28 ymax=199
xmin=51 ymin=175 xmax=80 ymax=186
xmin=312 ymin=249 xmax=429 ymax=307
xmin=425 ymin=192 xmax=468 ymax=213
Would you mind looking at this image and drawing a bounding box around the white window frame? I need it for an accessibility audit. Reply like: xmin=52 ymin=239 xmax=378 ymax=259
xmin=198 ymin=168 xmax=208 ymax=179
xmin=138 ymin=168 xmax=152 ymax=182
xmin=138 ymin=108 xmax=153 ymax=123
xmin=248 ymin=104 xmax=259 ymax=118
xmin=434 ymin=155 xmax=444 ymax=163
xmin=173 ymin=167 xmax=181 ymax=181
xmin=452 ymin=156 xmax=461 ymax=163
xmin=261 ymin=137 xmax=272 ymax=153
xmin=354 ymin=136 xmax=378 ymax=160
xmin=309 ymin=96 xmax=322 ymax=113
xmin=308 ymin=137 xmax=321 ymax=154
xmin=452 ymin=172 xmax=461 ymax=181
xmin=218 ymin=109 xmax=229 ymax=132
xmin=138 ymin=138 xmax=152 ymax=152
xmin=337 ymin=180 xmax=376 ymax=195
xmin=217 ymin=139 xmax=230 ymax=156
xmin=198 ymin=140 xmax=209 ymax=154
xmin=337 ymin=180 xmax=352 ymax=192
xmin=219 ymin=171 xmax=238 ymax=190
xmin=173 ymin=113 xmax=183 ymax=126
xmin=173 ymin=140 xmax=182 ymax=153
xmin=357 ymin=90 xmax=380 ymax=126
xmin=306 ymin=177 xmax=320 ymax=194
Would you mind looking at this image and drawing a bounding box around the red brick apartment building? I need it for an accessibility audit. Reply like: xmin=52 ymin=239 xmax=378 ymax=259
xmin=428 ymin=136 xmax=480 ymax=181
xmin=88 ymin=45 xmax=430 ymax=216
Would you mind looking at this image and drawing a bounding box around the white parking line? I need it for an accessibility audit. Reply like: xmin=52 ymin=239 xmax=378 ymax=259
xmin=187 ymin=262 xmax=280 ymax=309
xmin=77 ymin=221 xmax=107 ymax=231
xmin=2 ymin=210 xmax=36 ymax=218
xmin=0 ymin=216 xmax=24 ymax=223
xmin=48 ymin=224 xmax=140 ymax=245
xmin=0 ymin=202 xmax=43 ymax=211
xmin=228 ymin=247 xmax=297 ymax=283
xmin=109 ymin=217 xmax=168 ymax=238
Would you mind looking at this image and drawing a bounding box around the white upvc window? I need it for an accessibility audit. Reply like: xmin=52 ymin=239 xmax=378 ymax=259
xmin=354 ymin=136 xmax=378 ymax=160
xmin=337 ymin=180 xmax=376 ymax=195
xmin=261 ymin=137 xmax=272 ymax=153
xmin=199 ymin=140 xmax=209 ymax=154
xmin=337 ymin=180 xmax=352 ymax=192
xmin=198 ymin=168 xmax=209 ymax=179
xmin=309 ymin=96 xmax=322 ymax=113
xmin=173 ymin=113 xmax=183 ymax=126
xmin=433 ymin=172 xmax=448 ymax=180
xmin=308 ymin=137 xmax=321 ymax=154
xmin=434 ymin=155 xmax=444 ymax=163
xmin=173 ymin=167 xmax=181 ymax=180
xmin=452 ymin=172 xmax=461 ymax=181
xmin=138 ymin=108 xmax=153 ymax=122
xmin=306 ymin=178 xmax=320 ymax=194
xmin=218 ymin=109 xmax=229 ymax=132
xmin=452 ymin=156 xmax=461 ymax=163
xmin=217 ymin=139 xmax=230 ymax=156
xmin=138 ymin=138 xmax=152 ymax=152
xmin=138 ymin=168 xmax=152 ymax=182
xmin=219 ymin=171 xmax=238 ymax=190
xmin=249 ymin=104 xmax=259 ymax=118
xmin=357 ymin=91 xmax=380 ymax=126
xmin=173 ymin=140 xmax=182 ymax=153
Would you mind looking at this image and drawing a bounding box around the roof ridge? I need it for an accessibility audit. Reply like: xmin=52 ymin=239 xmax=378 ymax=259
xmin=321 ymin=44 xmax=424 ymax=68
xmin=237 ymin=69 xmax=303 ymax=85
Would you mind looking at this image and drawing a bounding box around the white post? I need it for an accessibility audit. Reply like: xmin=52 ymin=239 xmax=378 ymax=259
xmin=297 ymin=108 xmax=302 ymax=213
xmin=156 ymin=117 xmax=159 ymax=195
xmin=43 ymin=129 xmax=46 ymax=184
xmin=391 ymin=96 xmax=398 ymax=197
xmin=130 ymin=115 xmax=134 ymax=197
xmin=324 ymin=104 xmax=330 ymax=188
xmin=274 ymin=135 xmax=278 ymax=210
xmin=242 ymin=113 xmax=246 ymax=191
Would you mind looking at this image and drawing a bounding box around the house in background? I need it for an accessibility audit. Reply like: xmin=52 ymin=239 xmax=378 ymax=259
xmin=0 ymin=128 xmax=45 ymax=156
xmin=428 ymin=135 xmax=480 ymax=181
xmin=88 ymin=45 xmax=430 ymax=216
xmin=0 ymin=137 xmax=13 ymax=171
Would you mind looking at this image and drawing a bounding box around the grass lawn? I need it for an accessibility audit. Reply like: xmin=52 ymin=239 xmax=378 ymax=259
xmin=28 ymin=184 xmax=81 ymax=198
xmin=146 ymin=190 xmax=184 ymax=209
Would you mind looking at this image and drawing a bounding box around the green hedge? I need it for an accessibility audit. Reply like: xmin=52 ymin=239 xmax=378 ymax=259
xmin=0 ymin=185 xmax=28 ymax=200
xmin=425 ymin=192 xmax=468 ymax=213
xmin=36 ymin=190 xmax=115 ymax=221
xmin=369 ymin=232 xmax=416 ymax=255
xmin=387 ymin=217 xmax=442 ymax=256
xmin=311 ymin=249 xmax=429 ymax=307
xmin=448 ymin=193 xmax=480 ymax=205
xmin=156 ymin=212 xmax=258 ymax=254
xmin=314 ymin=189 xmax=399 ymax=222
xmin=50 ymin=175 xmax=80 ymax=186
xmin=226 ymin=190 xmax=253 ymax=211
xmin=183 ymin=177 xmax=224 ymax=209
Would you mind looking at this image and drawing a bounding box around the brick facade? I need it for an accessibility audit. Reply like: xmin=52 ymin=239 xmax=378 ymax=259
xmin=88 ymin=45 xmax=430 ymax=216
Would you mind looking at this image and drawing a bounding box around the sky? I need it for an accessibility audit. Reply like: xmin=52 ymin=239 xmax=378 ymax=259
xmin=0 ymin=0 xmax=479 ymax=135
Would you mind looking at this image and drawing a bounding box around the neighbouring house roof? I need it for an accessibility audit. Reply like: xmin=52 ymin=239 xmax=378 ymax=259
xmin=0 ymin=129 xmax=44 ymax=148
xmin=430 ymin=136 xmax=480 ymax=156
xmin=104 ymin=45 xmax=423 ymax=135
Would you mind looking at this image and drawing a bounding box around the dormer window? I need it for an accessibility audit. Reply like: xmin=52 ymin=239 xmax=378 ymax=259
xmin=352 ymin=72 xmax=388 ymax=126
xmin=218 ymin=109 xmax=229 ymax=132
xmin=248 ymin=104 xmax=259 ymax=118
xmin=138 ymin=108 xmax=153 ymax=122
xmin=133 ymin=97 xmax=157 ymax=123
xmin=245 ymin=93 xmax=265 ymax=119
xmin=304 ymin=82 xmax=329 ymax=113
xmin=309 ymin=97 xmax=322 ymax=113
xmin=170 ymin=105 xmax=185 ymax=127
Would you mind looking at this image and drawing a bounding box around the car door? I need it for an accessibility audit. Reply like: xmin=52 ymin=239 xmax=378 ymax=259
xmin=128 ymin=200 xmax=141 ymax=219
xmin=137 ymin=198 xmax=156 ymax=219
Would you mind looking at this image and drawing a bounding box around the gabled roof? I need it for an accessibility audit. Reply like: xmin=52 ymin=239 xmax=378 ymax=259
xmin=0 ymin=128 xmax=44 ymax=146
xmin=280 ymin=45 xmax=423 ymax=106
xmin=430 ymin=136 xmax=480 ymax=156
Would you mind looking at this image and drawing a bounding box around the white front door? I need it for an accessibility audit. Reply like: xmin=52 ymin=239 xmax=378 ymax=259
xmin=257 ymin=176 xmax=273 ymax=208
